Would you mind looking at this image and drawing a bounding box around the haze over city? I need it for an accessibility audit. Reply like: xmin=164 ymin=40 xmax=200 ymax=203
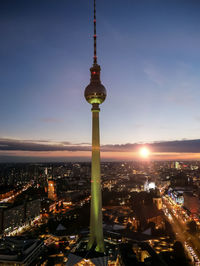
xmin=1 ymin=0 xmax=200 ymax=161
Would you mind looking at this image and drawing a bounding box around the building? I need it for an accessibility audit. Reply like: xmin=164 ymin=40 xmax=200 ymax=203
xmin=168 ymin=188 xmax=184 ymax=205
xmin=66 ymin=237 xmax=166 ymax=266
xmin=25 ymin=199 xmax=41 ymax=220
xmin=84 ymin=0 xmax=107 ymax=254
xmin=117 ymin=241 xmax=166 ymax=265
xmin=1 ymin=204 xmax=25 ymax=234
xmin=67 ymin=1 xmax=168 ymax=265
xmin=153 ymin=197 xmax=162 ymax=210
xmin=184 ymin=192 xmax=200 ymax=217
xmin=67 ymin=0 xmax=108 ymax=264
xmin=0 ymin=237 xmax=44 ymax=265
xmin=0 ymin=199 xmax=41 ymax=235
xmin=175 ymin=162 xmax=181 ymax=170
xmin=48 ymin=180 xmax=57 ymax=201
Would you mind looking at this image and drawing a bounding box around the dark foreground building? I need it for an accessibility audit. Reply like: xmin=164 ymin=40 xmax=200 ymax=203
xmin=66 ymin=234 xmax=167 ymax=265
xmin=0 ymin=236 xmax=44 ymax=265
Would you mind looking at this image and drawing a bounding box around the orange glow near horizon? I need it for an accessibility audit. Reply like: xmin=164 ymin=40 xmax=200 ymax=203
xmin=0 ymin=150 xmax=200 ymax=161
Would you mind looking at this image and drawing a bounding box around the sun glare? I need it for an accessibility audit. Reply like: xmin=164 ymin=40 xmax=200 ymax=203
xmin=140 ymin=147 xmax=150 ymax=158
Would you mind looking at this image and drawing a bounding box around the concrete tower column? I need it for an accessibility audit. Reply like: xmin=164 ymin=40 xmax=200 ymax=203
xmin=87 ymin=103 xmax=104 ymax=252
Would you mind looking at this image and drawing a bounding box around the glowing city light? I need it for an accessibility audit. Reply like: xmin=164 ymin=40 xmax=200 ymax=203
xmin=140 ymin=147 xmax=150 ymax=158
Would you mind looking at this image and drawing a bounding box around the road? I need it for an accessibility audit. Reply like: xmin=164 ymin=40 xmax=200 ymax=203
xmin=163 ymin=196 xmax=200 ymax=265
xmin=0 ymin=182 xmax=33 ymax=203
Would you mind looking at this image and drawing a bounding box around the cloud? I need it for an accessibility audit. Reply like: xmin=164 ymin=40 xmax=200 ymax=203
xmin=103 ymin=140 xmax=200 ymax=153
xmin=0 ymin=138 xmax=90 ymax=152
xmin=0 ymin=138 xmax=200 ymax=154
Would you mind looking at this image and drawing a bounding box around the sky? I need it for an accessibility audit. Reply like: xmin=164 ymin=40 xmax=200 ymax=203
xmin=0 ymin=0 xmax=200 ymax=162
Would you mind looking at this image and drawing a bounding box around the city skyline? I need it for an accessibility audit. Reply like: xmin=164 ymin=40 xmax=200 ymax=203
xmin=1 ymin=0 xmax=200 ymax=161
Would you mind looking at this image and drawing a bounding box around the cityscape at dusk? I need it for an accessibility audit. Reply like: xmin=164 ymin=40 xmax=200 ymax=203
xmin=1 ymin=0 xmax=200 ymax=265
xmin=1 ymin=0 xmax=200 ymax=161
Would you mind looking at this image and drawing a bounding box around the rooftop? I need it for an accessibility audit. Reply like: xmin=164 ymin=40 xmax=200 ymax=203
xmin=0 ymin=236 xmax=44 ymax=264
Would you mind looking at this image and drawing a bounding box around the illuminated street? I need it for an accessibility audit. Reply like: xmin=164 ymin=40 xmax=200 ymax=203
xmin=163 ymin=196 xmax=200 ymax=265
xmin=0 ymin=181 xmax=33 ymax=203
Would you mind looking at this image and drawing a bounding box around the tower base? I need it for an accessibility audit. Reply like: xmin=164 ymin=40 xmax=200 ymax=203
xmin=66 ymin=239 xmax=108 ymax=266
xmin=67 ymin=252 xmax=108 ymax=266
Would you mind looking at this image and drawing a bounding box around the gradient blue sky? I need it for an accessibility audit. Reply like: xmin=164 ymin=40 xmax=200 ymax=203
xmin=1 ymin=0 xmax=200 ymax=161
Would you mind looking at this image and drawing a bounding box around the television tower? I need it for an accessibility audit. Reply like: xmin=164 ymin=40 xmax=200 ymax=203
xmin=84 ymin=0 xmax=107 ymax=253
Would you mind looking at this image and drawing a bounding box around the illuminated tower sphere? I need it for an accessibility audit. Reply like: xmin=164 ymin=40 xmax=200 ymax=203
xmin=84 ymin=0 xmax=106 ymax=253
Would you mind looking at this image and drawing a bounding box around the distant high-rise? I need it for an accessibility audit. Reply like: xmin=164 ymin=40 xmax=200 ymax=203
xmin=84 ymin=0 xmax=107 ymax=253
xmin=44 ymin=167 xmax=48 ymax=176
xmin=48 ymin=180 xmax=57 ymax=201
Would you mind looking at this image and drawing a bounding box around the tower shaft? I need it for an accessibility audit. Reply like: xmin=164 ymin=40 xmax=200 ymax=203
xmin=87 ymin=104 xmax=104 ymax=252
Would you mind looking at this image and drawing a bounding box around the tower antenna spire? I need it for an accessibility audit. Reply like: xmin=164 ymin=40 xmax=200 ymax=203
xmin=93 ymin=0 xmax=97 ymax=64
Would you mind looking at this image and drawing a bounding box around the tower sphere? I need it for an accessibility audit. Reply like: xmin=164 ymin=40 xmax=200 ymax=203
xmin=84 ymin=64 xmax=107 ymax=105
xmin=85 ymin=82 xmax=106 ymax=105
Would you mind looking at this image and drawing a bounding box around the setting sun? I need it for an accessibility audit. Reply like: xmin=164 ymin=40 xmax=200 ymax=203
xmin=139 ymin=147 xmax=150 ymax=158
